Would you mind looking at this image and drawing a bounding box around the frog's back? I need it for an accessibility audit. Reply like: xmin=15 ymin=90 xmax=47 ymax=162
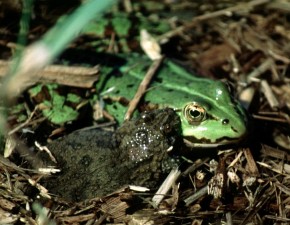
xmin=97 ymin=55 xmax=212 ymax=108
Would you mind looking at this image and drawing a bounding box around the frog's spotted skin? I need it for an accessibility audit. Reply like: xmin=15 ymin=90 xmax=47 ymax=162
xmin=97 ymin=54 xmax=248 ymax=147
xmin=116 ymin=108 xmax=181 ymax=162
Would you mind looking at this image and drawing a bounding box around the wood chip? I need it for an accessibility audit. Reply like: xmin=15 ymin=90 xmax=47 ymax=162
xmin=0 ymin=60 xmax=99 ymax=88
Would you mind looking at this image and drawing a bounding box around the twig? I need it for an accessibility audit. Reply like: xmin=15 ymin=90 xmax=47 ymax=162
xmin=8 ymin=106 xmax=39 ymax=135
xmin=152 ymin=167 xmax=181 ymax=207
xmin=182 ymin=158 xmax=210 ymax=177
xmin=260 ymin=80 xmax=279 ymax=109
xmin=264 ymin=215 xmax=290 ymax=223
xmin=124 ymin=57 xmax=164 ymax=121
xmin=243 ymin=148 xmax=260 ymax=176
xmin=183 ymin=185 xmax=208 ymax=206
xmin=158 ymin=0 xmax=270 ymax=41
xmin=252 ymin=114 xmax=289 ymax=123
xmin=123 ymin=0 xmax=133 ymax=13
xmin=247 ymin=58 xmax=274 ymax=82
xmin=241 ymin=186 xmax=275 ymax=225
xmin=226 ymin=211 xmax=233 ymax=225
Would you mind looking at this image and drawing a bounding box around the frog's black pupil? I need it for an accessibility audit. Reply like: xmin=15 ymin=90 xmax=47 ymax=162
xmin=189 ymin=109 xmax=200 ymax=118
xmin=222 ymin=119 xmax=229 ymax=125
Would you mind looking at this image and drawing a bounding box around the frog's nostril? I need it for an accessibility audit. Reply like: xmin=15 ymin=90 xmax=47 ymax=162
xmin=222 ymin=119 xmax=229 ymax=125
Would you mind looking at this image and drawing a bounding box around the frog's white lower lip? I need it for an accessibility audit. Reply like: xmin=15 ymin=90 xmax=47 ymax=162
xmin=183 ymin=138 xmax=241 ymax=148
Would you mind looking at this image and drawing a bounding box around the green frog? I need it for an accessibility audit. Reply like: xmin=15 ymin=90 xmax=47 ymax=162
xmin=96 ymin=54 xmax=248 ymax=147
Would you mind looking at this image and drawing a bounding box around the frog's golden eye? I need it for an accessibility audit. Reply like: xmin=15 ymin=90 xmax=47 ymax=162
xmin=183 ymin=103 xmax=206 ymax=124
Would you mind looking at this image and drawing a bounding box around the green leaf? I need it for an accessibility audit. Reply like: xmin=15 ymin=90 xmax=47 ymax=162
xmin=46 ymin=83 xmax=58 ymax=91
xmin=17 ymin=114 xmax=28 ymax=123
xmin=111 ymin=13 xmax=131 ymax=37
xmin=10 ymin=103 xmax=25 ymax=114
xmin=42 ymin=100 xmax=52 ymax=108
xmin=29 ymin=84 xmax=43 ymax=96
xmin=82 ymin=19 xmax=109 ymax=36
xmin=43 ymin=105 xmax=79 ymax=125
xmin=51 ymin=93 xmax=65 ymax=107
xmin=52 ymin=105 xmax=79 ymax=124
xmin=67 ymin=93 xmax=82 ymax=103
xmin=138 ymin=14 xmax=170 ymax=34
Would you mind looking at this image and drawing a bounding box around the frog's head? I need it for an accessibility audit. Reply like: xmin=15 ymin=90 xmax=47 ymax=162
xmin=177 ymin=81 xmax=248 ymax=147
xmin=116 ymin=108 xmax=182 ymax=162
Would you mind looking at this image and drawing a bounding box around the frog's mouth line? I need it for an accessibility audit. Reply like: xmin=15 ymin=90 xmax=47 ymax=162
xmin=183 ymin=135 xmax=245 ymax=148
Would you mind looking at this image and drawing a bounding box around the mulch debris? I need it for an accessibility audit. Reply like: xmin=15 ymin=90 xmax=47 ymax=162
xmin=0 ymin=0 xmax=289 ymax=224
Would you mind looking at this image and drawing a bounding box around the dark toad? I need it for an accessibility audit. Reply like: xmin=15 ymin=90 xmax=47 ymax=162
xmin=43 ymin=108 xmax=182 ymax=201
